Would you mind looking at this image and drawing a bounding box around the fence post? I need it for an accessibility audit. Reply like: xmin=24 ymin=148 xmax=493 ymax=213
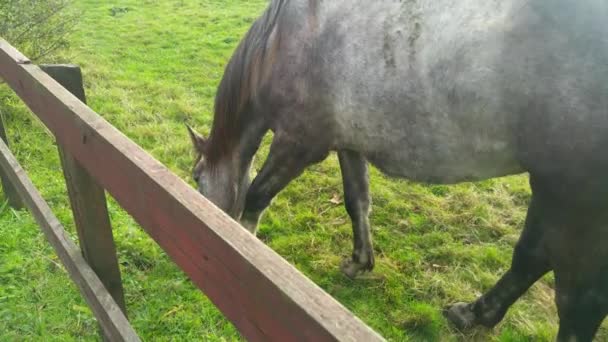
xmin=0 ymin=109 xmax=24 ymax=209
xmin=40 ymin=65 xmax=127 ymax=338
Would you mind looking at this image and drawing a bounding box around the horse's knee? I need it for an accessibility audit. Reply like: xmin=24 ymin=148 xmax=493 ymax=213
xmin=510 ymin=239 xmax=550 ymax=276
xmin=244 ymin=183 xmax=273 ymax=213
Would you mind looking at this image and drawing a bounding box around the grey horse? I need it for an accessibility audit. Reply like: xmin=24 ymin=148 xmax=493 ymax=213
xmin=187 ymin=0 xmax=608 ymax=340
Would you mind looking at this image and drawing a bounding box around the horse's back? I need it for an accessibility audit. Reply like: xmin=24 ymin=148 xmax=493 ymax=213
xmin=265 ymin=0 xmax=608 ymax=183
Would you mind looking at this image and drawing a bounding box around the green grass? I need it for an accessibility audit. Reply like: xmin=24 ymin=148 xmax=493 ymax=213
xmin=0 ymin=1 xmax=606 ymax=341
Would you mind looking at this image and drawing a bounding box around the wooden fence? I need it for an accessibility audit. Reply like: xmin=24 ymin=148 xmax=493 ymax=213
xmin=0 ymin=39 xmax=384 ymax=341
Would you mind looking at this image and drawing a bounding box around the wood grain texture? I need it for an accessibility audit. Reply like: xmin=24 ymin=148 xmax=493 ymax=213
xmin=40 ymin=64 xmax=127 ymax=320
xmin=0 ymin=39 xmax=384 ymax=342
xmin=0 ymin=137 xmax=140 ymax=342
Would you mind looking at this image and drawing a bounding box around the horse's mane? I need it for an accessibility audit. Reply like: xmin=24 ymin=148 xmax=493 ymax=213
xmin=206 ymin=0 xmax=286 ymax=163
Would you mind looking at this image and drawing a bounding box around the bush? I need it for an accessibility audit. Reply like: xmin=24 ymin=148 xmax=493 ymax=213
xmin=0 ymin=0 xmax=78 ymax=61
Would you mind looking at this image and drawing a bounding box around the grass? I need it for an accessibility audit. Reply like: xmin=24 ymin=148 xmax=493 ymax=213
xmin=0 ymin=0 xmax=606 ymax=341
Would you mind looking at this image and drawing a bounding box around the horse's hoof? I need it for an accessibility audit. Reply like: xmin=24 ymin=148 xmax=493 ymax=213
xmin=443 ymin=302 xmax=477 ymax=331
xmin=340 ymin=259 xmax=370 ymax=279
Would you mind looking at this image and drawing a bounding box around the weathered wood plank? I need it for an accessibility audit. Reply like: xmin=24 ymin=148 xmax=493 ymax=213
xmin=0 ymin=136 xmax=140 ymax=342
xmin=40 ymin=64 xmax=127 ymax=319
xmin=0 ymin=109 xmax=24 ymax=209
xmin=0 ymin=39 xmax=384 ymax=342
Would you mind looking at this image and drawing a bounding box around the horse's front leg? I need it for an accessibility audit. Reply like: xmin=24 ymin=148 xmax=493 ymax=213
xmin=338 ymin=150 xmax=374 ymax=278
xmin=240 ymin=135 xmax=328 ymax=234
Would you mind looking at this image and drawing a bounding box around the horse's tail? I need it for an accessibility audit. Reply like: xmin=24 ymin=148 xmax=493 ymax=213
xmin=206 ymin=0 xmax=285 ymax=163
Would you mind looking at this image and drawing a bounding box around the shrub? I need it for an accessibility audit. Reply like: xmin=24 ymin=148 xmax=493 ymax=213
xmin=0 ymin=0 xmax=78 ymax=61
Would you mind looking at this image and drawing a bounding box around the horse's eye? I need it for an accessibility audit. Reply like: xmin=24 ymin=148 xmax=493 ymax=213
xmin=193 ymin=173 xmax=200 ymax=183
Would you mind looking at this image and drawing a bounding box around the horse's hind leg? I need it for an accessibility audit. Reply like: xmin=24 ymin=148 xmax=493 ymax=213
xmin=338 ymin=150 xmax=374 ymax=278
xmin=554 ymin=274 xmax=607 ymax=342
xmin=551 ymin=220 xmax=608 ymax=341
xmin=240 ymin=134 xmax=328 ymax=233
xmin=445 ymin=175 xmax=551 ymax=329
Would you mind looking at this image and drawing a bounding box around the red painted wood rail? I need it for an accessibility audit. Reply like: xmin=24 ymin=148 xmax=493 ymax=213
xmin=0 ymin=39 xmax=384 ymax=341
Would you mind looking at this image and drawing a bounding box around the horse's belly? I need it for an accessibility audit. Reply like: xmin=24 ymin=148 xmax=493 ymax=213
xmin=340 ymin=117 xmax=524 ymax=184
xmin=366 ymin=142 xmax=523 ymax=184
xmin=367 ymin=149 xmax=523 ymax=184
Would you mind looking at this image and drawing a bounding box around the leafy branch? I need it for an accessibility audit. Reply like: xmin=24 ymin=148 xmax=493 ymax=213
xmin=0 ymin=0 xmax=79 ymax=61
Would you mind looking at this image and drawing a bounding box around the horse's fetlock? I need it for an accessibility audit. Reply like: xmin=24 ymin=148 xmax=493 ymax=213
xmin=352 ymin=248 xmax=374 ymax=270
xmin=472 ymin=298 xmax=506 ymax=328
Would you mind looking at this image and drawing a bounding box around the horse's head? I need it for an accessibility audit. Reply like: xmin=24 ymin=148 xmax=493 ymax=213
xmin=187 ymin=125 xmax=250 ymax=219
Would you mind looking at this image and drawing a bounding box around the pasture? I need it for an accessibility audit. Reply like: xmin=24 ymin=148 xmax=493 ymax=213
xmin=1 ymin=0 xmax=605 ymax=340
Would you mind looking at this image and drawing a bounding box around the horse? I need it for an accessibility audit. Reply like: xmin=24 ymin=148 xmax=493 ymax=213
xmin=186 ymin=0 xmax=608 ymax=340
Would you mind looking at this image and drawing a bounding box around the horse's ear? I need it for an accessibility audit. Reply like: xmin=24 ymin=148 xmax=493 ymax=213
xmin=186 ymin=124 xmax=207 ymax=154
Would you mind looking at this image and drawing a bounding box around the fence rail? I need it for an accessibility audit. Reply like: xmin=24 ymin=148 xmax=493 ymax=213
xmin=0 ymin=133 xmax=139 ymax=342
xmin=0 ymin=39 xmax=384 ymax=341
